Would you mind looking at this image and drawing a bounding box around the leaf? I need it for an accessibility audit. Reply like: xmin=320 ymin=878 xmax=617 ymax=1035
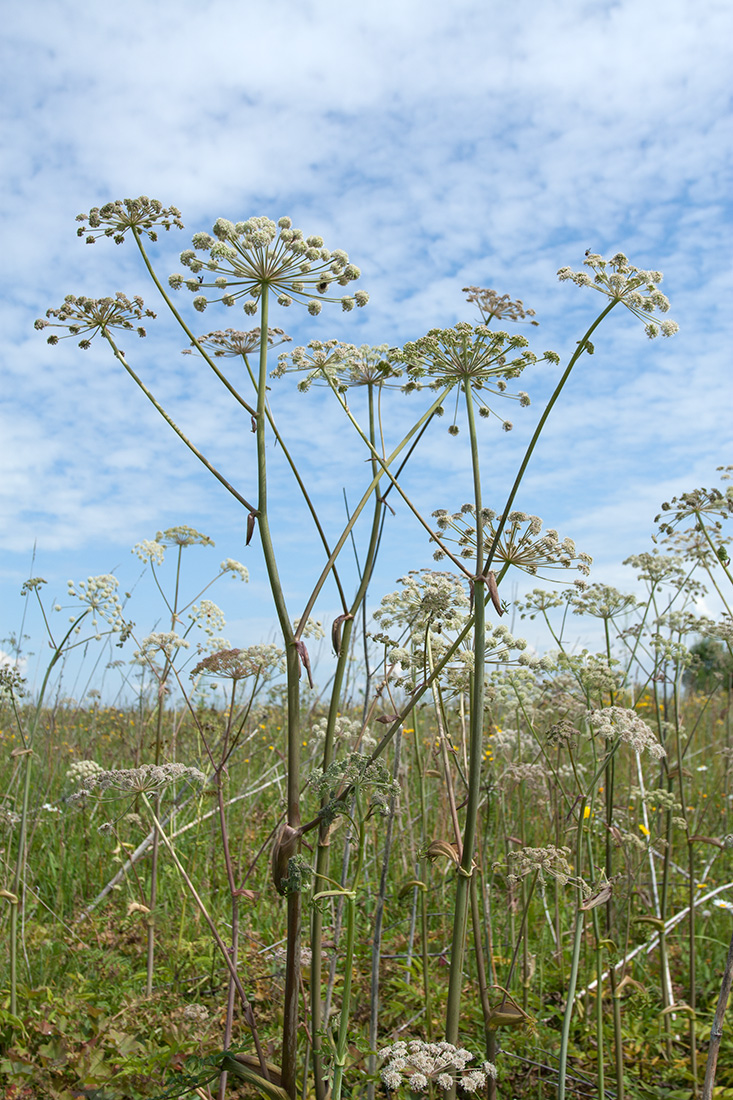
xmin=223 ymin=1053 xmax=291 ymax=1100
xmin=633 ymin=915 xmax=666 ymax=930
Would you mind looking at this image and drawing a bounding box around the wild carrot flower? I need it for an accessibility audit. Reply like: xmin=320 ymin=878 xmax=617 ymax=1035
xmin=557 ymin=252 xmax=678 ymax=339
xmin=133 ymin=539 xmax=166 ymax=565
xmin=378 ymin=1040 xmax=496 ymax=1094
xmin=655 ymin=482 xmax=733 ymax=539
xmin=75 ymin=196 xmax=184 ymax=244
xmin=168 ymin=215 xmax=368 ymax=315
xmin=373 ymin=570 xmax=470 ymax=637
xmin=35 ymin=293 xmax=156 ymax=349
xmin=273 ymin=340 xmax=401 ymax=392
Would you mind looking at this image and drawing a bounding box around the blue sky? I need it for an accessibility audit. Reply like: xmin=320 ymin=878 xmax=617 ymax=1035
xmin=2 ymin=0 xmax=732 ymax=694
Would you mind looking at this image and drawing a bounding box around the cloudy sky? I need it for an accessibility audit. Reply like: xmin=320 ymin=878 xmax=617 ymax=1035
xmin=2 ymin=0 xmax=731 ymax=693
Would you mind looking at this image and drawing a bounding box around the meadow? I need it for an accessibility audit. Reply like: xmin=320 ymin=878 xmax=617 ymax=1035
xmin=3 ymin=198 xmax=732 ymax=1099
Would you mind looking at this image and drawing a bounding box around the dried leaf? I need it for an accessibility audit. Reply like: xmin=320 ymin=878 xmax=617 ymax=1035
xmin=271 ymin=823 xmax=301 ymax=896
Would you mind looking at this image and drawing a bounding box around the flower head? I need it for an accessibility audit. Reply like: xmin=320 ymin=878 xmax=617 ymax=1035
xmin=134 ymin=632 xmax=190 ymax=662
xmin=432 ymin=506 xmax=592 ymax=578
xmin=70 ymin=762 xmax=205 ymax=800
xmin=390 ymin=323 xmax=553 ymax=432
xmin=155 ymin=525 xmax=214 ymax=548
xmin=191 ymin=644 xmax=286 ymax=681
xmin=463 ymin=286 xmax=538 ymax=326
xmin=168 ymin=215 xmax=367 ymax=315
xmin=557 ymin=252 xmax=678 ymax=338
xmin=588 ymin=706 xmax=666 ymax=759
xmin=378 ymin=1040 xmax=496 ymax=1094
xmin=35 ymin=293 xmax=156 ymax=349
xmin=273 ymin=341 xmax=401 ymax=393
xmin=68 ymin=574 xmax=128 ymax=635
xmin=76 ymin=197 xmax=184 ymax=244
xmin=183 ymin=327 xmax=292 ymax=357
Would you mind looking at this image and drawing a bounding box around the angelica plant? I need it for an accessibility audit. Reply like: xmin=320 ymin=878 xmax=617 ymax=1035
xmin=36 ymin=204 xmax=679 ymax=1100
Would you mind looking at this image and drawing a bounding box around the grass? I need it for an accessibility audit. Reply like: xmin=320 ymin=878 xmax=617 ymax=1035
xmin=2 ymin=661 xmax=733 ymax=1098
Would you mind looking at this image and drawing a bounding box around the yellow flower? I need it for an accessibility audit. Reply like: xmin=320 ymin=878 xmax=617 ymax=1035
xmin=639 ymin=824 xmax=650 ymax=837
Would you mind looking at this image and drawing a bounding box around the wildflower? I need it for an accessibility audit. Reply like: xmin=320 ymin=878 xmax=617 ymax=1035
xmin=191 ymin=645 xmax=286 ymax=681
xmin=566 ymin=584 xmax=636 ymax=620
xmin=133 ymin=539 xmax=165 ymax=565
xmin=68 ymin=574 xmax=128 ymax=634
xmin=655 ymin=482 xmax=733 ymax=539
xmin=378 ymin=1040 xmax=496 ymax=1093
xmin=220 ymin=558 xmax=248 ymax=581
xmin=308 ymin=714 xmax=376 ymax=754
xmin=168 ymin=215 xmax=367 ymax=315
xmin=463 ymin=286 xmax=538 ymax=326
xmin=75 ymin=196 xmax=184 ymax=244
xmin=374 ymin=570 xmax=470 ymax=638
xmin=390 ymin=323 xmax=552 ymax=431
xmin=273 ymin=341 xmax=401 ymax=393
xmin=155 ymin=525 xmax=214 ymax=548
xmin=495 ymin=844 xmax=573 ymax=888
xmin=134 ymin=632 xmax=190 ymax=661
xmin=557 ymin=252 xmax=678 ymax=338
xmin=70 ymin=762 xmax=206 ymax=799
xmin=66 ymin=759 xmax=104 ymax=784
xmin=35 ymin=293 xmax=156 ymax=349
xmin=0 ymin=666 xmax=27 ymax=701
xmin=189 ymin=600 xmax=226 ymax=637
xmin=182 ymin=327 xmax=291 ymax=357
xmin=432 ymin=506 xmax=592 ymax=578
xmin=588 ymin=706 xmax=666 ymax=759
xmin=293 ymin=617 xmax=325 ymax=640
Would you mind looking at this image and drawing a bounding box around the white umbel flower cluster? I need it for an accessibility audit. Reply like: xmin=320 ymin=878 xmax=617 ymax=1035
xmin=378 ymin=1040 xmax=496 ymax=1094
xmin=588 ymin=706 xmax=666 ymax=759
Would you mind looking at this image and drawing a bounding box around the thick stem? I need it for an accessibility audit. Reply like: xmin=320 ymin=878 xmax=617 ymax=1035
xmin=445 ymin=386 xmax=486 ymax=1043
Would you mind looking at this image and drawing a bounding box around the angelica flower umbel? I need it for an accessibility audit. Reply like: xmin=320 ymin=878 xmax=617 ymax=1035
xmin=35 ymin=293 xmax=156 ymax=349
xmin=588 ymin=706 xmax=666 ymax=759
xmin=168 ymin=215 xmax=368 ymax=315
xmin=432 ymin=506 xmax=592 ymax=578
xmin=76 ymin=196 xmax=184 ymax=244
xmin=557 ymin=251 xmax=678 ymax=339
xmin=183 ymin=327 xmax=292 ymax=357
xmin=273 ymin=340 xmax=401 ymax=393
xmin=390 ymin=322 xmax=557 ymax=433
xmin=378 ymin=1040 xmax=496 ymax=1094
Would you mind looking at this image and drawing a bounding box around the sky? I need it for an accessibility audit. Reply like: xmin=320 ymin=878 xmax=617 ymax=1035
xmin=1 ymin=0 xmax=732 ymax=698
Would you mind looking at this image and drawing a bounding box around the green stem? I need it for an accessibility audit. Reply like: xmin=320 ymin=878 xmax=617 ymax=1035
xmin=482 ymin=300 xmax=618 ymax=574
xmin=9 ymin=613 xmax=87 ymax=1016
xmin=446 ymin=385 xmax=487 ymax=1043
xmin=131 ymin=227 xmax=257 ymax=417
xmin=103 ymin=333 xmax=256 ymax=512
